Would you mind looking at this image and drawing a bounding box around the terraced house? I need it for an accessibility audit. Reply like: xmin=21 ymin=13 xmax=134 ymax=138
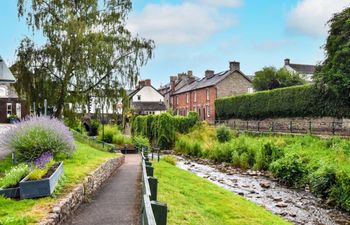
xmin=172 ymin=61 xmax=252 ymax=124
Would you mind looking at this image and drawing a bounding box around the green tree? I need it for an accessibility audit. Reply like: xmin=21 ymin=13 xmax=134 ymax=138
xmin=252 ymin=67 xmax=305 ymax=91
xmin=15 ymin=0 xmax=154 ymax=117
xmin=315 ymin=7 xmax=350 ymax=99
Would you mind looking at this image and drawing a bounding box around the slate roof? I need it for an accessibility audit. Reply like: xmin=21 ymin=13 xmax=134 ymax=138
xmin=173 ymin=70 xmax=251 ymax=95
xmin=0 ymin=56 xmax=15 ymax=83
xmin=132 ymin=101 xmax=166 ymax=111
xmin=288 ymin=63 xmax=316 ymax=74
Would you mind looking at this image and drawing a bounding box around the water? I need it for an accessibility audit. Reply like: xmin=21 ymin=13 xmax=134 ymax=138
xmin=175 ymin=156 xmax=350 ymax=225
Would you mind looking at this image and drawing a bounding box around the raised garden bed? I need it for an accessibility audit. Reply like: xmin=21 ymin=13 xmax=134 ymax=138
xmin=20 ymin=162 xmax=63 ymax=199
xmin=0 ymin=186 xmax=20 ymax=198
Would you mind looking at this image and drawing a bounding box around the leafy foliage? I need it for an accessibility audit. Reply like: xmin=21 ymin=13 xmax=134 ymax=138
xmin=216 ymin=124 xmax=232 ymax=143
xmin=215 ymin=85 xmax=350 ymax=120
xmin=162 ymin=155 xmax=177 ymax=166
xmin=253 ymin=67 xmax=305 ymax=91
xmin=0 ymin=164 xmax=29 ymax=189
xmin=315 ymin=7 xmax=350 ymax=100
xmin=0 ymin=116 xmax=75 ymax=162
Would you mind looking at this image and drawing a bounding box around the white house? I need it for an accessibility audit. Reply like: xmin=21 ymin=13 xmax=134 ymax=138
xmin=283 ymin=58 xmax=316 ymax=82
xmin=129 ymin=79 xmax=166 ymax=115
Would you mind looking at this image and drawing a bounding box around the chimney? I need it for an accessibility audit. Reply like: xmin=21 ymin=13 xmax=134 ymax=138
xmin=170 ymin=76 xmax=177 ymax=92
xmin=178 ymin=73 xmax=186 ymax=80
xmin=138 ymin=80 xmax=145 ymax=87
xmin=205 ymin=70 xmax=215 ymax=78
xmin=144 ymin=79 xmax=151 ymax=86
xmin=188 ymin=76 xmax=196 ymax=84
xmin=188 ymin=70 xmax=193 ymax=77
xmin=284 ymin=58 xmax=290 ymax=66
xmin=229 ymin=61 xmax=240 ymax=71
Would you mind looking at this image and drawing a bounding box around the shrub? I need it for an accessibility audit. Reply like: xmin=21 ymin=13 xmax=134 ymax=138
xmin=0 ymin=116 xmax=75 ymax=162
xmin=133 ymin=135 xmax=151 ymax=150
xmin=216 ymin=124 xmax=232 ymax=143
xmin=89 ymin=119 xmax=100 ymax=136
xmin=163 ymin=155 xmax=177 ymax=165
xmin=209 ymin=142 xmax=233 ymax=163
xmin=175 ymin=136 xmax=203 ymax=157
xmin=309 ymin=165 xmax=336 ymax=198
xmin=329 ymin=172 xmax=350 ymax=211
xmin=215 ymin=84 xmax=350 ymax=120
xmin=98 ymin=125 xmax=118 ymax=143
xmin=270 ymin=154 xmax=309 ymax=187
xmin=254 ymin=141 xmax=284 ymax=170
xmin=0 ymin=164 xmax=29 ymax=189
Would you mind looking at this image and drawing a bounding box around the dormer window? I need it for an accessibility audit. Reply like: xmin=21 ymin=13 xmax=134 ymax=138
xmin=137 ymin=95 xmax=141 ymax=101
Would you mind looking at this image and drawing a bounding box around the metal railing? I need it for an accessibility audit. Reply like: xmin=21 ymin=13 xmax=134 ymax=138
xmin=215 ymin=119 xmax=350 ymax=137
xmin=70 ymin=129 xmax=116 ymax=152
xmin=140 ymin=146 xmax=168 ymax=225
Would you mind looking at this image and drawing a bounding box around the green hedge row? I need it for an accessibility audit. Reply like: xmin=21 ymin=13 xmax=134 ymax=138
xmin=215 ymin=85 xmax=350 ymax=120
xmin=132 ymin=112 xmax=199 ymax=149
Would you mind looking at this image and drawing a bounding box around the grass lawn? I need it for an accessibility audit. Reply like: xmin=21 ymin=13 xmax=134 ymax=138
xmin=0 ymin=141 xmax=119 ymax=225
xmin=153 ymin=160 xmax=292 ymax=225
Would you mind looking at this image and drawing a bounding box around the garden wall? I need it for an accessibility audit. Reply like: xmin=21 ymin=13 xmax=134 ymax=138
xmin=225 ymin=117 xmax=350 ymax=136
xmin=38 ymin=155 xmax=125 ymax=225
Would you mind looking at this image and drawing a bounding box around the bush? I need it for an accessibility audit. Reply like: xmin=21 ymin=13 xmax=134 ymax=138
xmin=163 ymin=155 xmax=177 ymax=165
xmin=215 ymin=85 xmax=350 ymax=120
xmin=133 ymin=135 xmax=151 ymax=150
xmin=216 ymin=124 xmax=232 ymax=143
xmin=89 ymin=119 xmax=100 ymax=136
xmin=1 ymin=116 xmax=76 ymax=162
xmin=254 ymin=141 xmax=284 ymax=170
xmin=309 ymin=165 xmax=336 ymax=198
xmin=270 ymin=154 xmax=309 ymax=187
xmin=98 ymin=125 xmax=118 ymax=143
xmin=209 ymin=142 xmax=233 ymax=163
xmin=175 ymin=137 xmax=203 ymax=157
xmin=329 ymin=172 xmax=350 ymax=211
xmin=0 ymin=164 xmax=29 ymax=189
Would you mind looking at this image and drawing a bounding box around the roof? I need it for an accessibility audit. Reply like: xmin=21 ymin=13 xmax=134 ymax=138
xmin=128 ymin=85 xmax=164 ymax=99
xmin=0 ymin=56 xmax=15 ymax=83
xmin=173 ymin=69 xmax=251 ymax=95
xmin=288 ymin=63 xmax=316 ymax=74
xmin=132 ymin=101 xmax=166 ymax=111
xmin=159 ymin=75 xmax=200 ymax=95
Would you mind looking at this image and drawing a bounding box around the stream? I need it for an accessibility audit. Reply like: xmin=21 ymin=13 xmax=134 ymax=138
xmin=174 ymin=156 xmax=350 ymax=225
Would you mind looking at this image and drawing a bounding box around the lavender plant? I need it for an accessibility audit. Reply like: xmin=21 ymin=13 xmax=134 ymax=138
xmin=0 ymin=116 xmax=75 ymax=162
xmin=28 ymin=152 xmax=56 ymax=180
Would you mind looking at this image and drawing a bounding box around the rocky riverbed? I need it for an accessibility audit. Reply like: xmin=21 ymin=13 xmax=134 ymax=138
xmin=175 ymin=155 xmax=350 ymax=225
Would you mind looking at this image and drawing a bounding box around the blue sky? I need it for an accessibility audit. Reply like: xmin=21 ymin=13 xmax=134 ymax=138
xmin=1 ymin=0 xmax=349 ymax=87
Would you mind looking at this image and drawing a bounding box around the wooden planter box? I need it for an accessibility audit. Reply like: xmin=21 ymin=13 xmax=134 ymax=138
xmin=19 ymin=162 xmax=63 ymax=199
xmin=0 ymin=187 xmax=20 ymax=198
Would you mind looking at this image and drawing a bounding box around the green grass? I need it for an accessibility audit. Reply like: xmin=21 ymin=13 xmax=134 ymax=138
xmin=0 ymin=141 xmax=119 ymax=225
xmin=153 ymin=160 xmax=292 ymax=225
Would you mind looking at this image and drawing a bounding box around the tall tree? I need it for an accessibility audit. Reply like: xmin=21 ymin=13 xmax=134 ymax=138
xmin=315 ymin=6 xmax=350 ymax=99
xmin=252 ymin=67 xmax=305 ymax=91
xmin=15 ymin=0 xmax=154 ymax=117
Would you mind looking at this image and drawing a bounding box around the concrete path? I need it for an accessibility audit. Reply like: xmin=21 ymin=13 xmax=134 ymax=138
xmin=0 ymin=124 xmax=13 ymax=160
xmin=64 ymin=154 xmax=141 ymax=225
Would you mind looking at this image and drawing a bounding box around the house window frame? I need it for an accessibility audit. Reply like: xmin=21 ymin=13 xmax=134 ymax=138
xmin=206 ymin=105 xmax=210 ymax=118
xmin=7 ymin=103 xmax=12 ymax=117
xmin=176 ymin=96 xmax=178 ymax=105
xmin=206 ymin=88 xmax=210 ymax=101
xmin=137 ymin=95 xmax=141 ymax=101
xmin=186 ymin=93 xmax=189 ymax=104
xmin=194 ymin=91 xmax=197 ymax=103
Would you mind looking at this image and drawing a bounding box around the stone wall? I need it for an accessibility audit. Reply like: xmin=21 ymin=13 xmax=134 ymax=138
xmin=216 ymin=71 xmax=252 ymax=98
xmin=39 ymin=155 xmax=125 ymax=225
xmin=225 ymin=117 xmax=350 ymax=136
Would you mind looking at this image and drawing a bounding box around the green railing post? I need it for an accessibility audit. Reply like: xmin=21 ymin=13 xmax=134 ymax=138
xmin=151 ymin=201 xmax=168 ymax=225
xmin=148 ymin=177 xmax=158 ymax=201
xmin=146 ymin=165 xmax=154 ymax=177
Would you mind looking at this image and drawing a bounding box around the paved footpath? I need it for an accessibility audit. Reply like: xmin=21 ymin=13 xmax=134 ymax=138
xmin=64 ymin=154 xmax=141 ymax=225
xmin=0 ymin=124 xmax=13 ymax=160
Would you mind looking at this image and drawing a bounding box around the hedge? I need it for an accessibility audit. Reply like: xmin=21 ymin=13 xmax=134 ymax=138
xmin=132 ymin=112 xmax=199 ymax=149
xmin=215 ymin=85 xmax=350 ymax=120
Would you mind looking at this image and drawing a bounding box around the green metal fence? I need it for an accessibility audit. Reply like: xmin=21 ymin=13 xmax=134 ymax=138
xmin=70 ymin=129 xmax=116 ymax=152
xmin=140 ymin=146 xmax=168 ymax=225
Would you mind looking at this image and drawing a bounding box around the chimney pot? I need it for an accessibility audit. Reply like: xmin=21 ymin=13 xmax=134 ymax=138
xmin=284 ymin=58 xmax=290 ymax=65
xmin=188 ymin=70 xmax=193 ymax=76
xmin=230 ymin=61 xmax=240 ymax=71
xmin=205 ymin=70 xmax=215 ymax=78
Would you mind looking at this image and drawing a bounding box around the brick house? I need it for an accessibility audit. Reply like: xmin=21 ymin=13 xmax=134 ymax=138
xmin=0 ymin=56 xmax=29 ymax=123
xmin=171 ymin=61 xmax=252 ymax=124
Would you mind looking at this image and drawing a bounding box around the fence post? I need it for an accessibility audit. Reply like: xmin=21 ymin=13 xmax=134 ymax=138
xmin=246 ymin=121 xmax=249 ymax=130
xmin=290 ymin=121 xmax=293 ymax=133
xmin=233 ymin=121 xmax=236 ymax=129
xmin=309 ymin=121 xmax=312 ymax=134
xmin=148 ymin=177 xmax=158 ymax=201
xmin=271 ymin=122 xmax=275 ymax=132
xmin=151 ymin=201 xmax=168 ymax=225
xmin=332 ymin=121 xmax=335 ymax=135
xmin=257 ymin=121 xmax=260 ymax=132
xmin=146 ymin=165 xmax=154 ymax=177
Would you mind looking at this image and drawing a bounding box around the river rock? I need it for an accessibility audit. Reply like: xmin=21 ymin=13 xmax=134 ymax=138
xmin=276 ymin=202 xmax=288 ymax=208
xmin=260 ymin=181 xmax=271 ymax=188
xmin=273 ymin=197 xmax=283 ymax=202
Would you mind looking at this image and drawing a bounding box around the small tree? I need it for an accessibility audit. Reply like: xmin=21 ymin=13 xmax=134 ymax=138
xmin=253 ymin=67 xmax=305 ymax=91
xmin=315 ymin=6 xmax=350 ymax=100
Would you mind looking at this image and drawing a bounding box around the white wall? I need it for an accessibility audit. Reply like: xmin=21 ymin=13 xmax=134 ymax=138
xmin=132 ymin=86 xmax=164 ymax=102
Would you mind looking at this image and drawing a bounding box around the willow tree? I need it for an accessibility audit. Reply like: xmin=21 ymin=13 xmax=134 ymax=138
xmin=15 ymin=0 xmax=154 ymax=117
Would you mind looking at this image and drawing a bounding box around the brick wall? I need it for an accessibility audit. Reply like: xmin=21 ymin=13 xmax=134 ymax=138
xmin=216 ymin=71 xmax=252 ymax=97
xmin=0 ymin=98 xmax=29 ymax=123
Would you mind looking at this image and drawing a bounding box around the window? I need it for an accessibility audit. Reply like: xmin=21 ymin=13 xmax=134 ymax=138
xmin=16 ymin=103 xmax=21 ymax=118
xmin=206 ymin=88 xmax=210 ymax=101
xmin=194 ymin=91 xmax=197 ymax=103
xmin=7 ymin=103 xmax=12 ymax=117
xmin=193 ymin=106 xmax=196 ymax=112
xmin=186 ymin=93 xmax=189 ymax=104
xmin=137 ymin=95 xmax=141 ymax=101
xmin=206 ymin=105 xmax=210 ymax=118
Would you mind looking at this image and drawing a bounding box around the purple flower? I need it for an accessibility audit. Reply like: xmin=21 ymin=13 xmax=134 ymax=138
xmin=35 ymin=152 xmax=53 ymax=168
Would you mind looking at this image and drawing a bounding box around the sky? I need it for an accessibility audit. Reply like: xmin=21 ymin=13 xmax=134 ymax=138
xmin=1 ymin=0 xmax=349 ymax=88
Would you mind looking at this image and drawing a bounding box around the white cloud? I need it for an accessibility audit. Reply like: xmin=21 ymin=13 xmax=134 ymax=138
xmin=254 ymin=40 xmax=293 ymax=51
xmin=127 ymin=1 xmax=239 ymax=45
xmin=287 ymin=0 xmax=350 ymax=37
xmin=194 ymin=0 xmax=243 ymax=8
